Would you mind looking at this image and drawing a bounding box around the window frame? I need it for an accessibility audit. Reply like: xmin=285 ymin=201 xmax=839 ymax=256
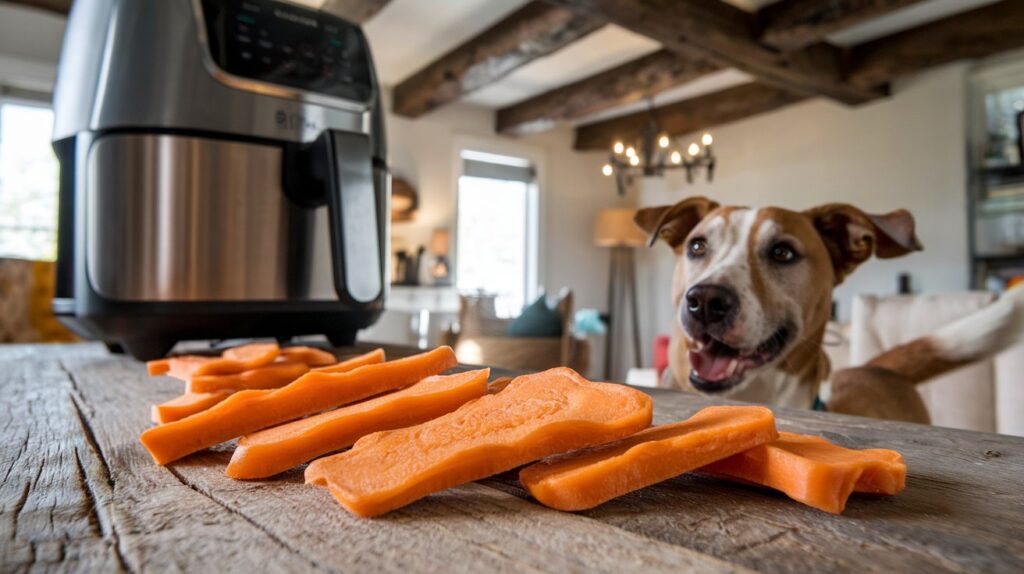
xmin=451 ymin=135 xmax=546 ymax=313
xmin=0 ymin=86 xmax=59 ymax=261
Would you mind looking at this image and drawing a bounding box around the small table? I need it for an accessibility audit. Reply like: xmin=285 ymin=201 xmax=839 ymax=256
xmin=363 ymin=285 xmax=460 ymax=348
xmin=2 ymin=343 xmax=1022 ymax=573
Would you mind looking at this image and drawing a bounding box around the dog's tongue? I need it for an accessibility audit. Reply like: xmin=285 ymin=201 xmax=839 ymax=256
xmin=688 ymin=351 xmax=735 ymax=382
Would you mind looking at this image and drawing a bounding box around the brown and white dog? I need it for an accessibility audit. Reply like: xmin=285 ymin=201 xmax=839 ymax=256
xmin=635 ymin=197 xmax=1024 ymax=423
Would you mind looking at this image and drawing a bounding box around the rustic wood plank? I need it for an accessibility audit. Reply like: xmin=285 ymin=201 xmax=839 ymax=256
xmin=0 ymin=358 xmax=123 ymax=573
xmin=0 ymin=351 xmax=335 ymax=573
xmin=47 ymin=350 xmax=745 ymax=573
xmin=4 ymin=342 xmax=1024 ymax=573
xmin=486 ymin=389 xmax=1024 ymax=574
xmin=496 ymin=50 xmax=721 ymax=136
xmin=548 ymin=0 xmax=882 ymax=105
xmin=391 ymin=1 xmax=602 ymax=118
xmin=321 ymin=0 xmax=391 ymax=24
xmin=573 ymin=82 xmax=808 ymax=151
xmin=846 ymin=0 xmax=1024 ymax=89
xmin=758 ymin=0 xmax=927 ymax=51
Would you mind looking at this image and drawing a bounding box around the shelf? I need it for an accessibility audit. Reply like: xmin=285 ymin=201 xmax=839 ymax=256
xmin=973 ymin=253 xmax=1024 ymax=265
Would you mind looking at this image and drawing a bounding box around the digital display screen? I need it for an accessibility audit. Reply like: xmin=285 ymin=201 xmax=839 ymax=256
xmin=200 ymin=0 xmax=373 ymax=103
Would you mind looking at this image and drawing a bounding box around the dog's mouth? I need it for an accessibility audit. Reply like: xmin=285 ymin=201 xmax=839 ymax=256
xmin=688 ymin=326 xmax=792 ymax=393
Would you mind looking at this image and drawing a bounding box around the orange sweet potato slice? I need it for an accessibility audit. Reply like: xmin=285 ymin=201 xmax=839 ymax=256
xmin=139 ymin=347 xmax=454 ymax=465
xmin=150 ymin=350 xmax=382 ymax=424
xmin=227 ymin=369 xmax=490 ymax=479
xmin=311 ymin=348 xmax=386 ymax=373
xmin=151 ymin=392 xmax=232 ymax=424
xmin=700 ymin=431 xmax=906 ymax=514
xmin=192 ymin=342 xmax=281 ymax=376
xmin=146 ymin=355 xmax=213 ymax=380
xmin=280 ymin=346 xmax=337 ymax=367
xmin=305 ymin=367 xmax=653 ymax=518
xmin=519 ymin=405 xmax=778 ymax=511
xmin=187 ymin=361 xmax=310 ymax=393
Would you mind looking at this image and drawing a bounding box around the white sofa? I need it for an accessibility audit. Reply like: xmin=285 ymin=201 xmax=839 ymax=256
xmin=840 ymin=293 xmax=1024 ymax=436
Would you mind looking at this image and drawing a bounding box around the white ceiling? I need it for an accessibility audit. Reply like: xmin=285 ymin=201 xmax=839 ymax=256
xmin=826 ymin=0 xmax=1000 ymax=46
xmin=355 ymin=0 xmax=1002 ymax=125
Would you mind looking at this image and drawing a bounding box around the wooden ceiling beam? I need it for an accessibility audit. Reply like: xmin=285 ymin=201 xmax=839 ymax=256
xmin=547 ymin=0 xmax=883 ymax=106
xmin=495 ymin=50 xmax=722 ymax=137
xmin=391 ymin=1 xmax=602 ymax=118
xmin=321 ymin=0 xmax=391 ymax=24
xmin=573 ymin=82 xmax=807 ymax=151
xmin=758 ymin=0 xmax=927 ymax=51
xmin=847 ymin=0 xmax=1024 ymax=89
xmin=1 ymin=0 xmax=71 ymax=15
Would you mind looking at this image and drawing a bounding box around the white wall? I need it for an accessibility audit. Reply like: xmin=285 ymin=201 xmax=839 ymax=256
xmin=381 ymin=91 xmax=622 ymax=311
xmin=360 ymin=92 xmax=624 ymax=351
xmin=636 ymin=63 xmax=971 ymax=360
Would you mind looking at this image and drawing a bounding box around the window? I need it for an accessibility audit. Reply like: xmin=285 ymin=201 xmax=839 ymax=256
xmin=455 ymin=150 xmax=538 ymax=318
xmin=0 ymin=98 xmax=59 ymax=261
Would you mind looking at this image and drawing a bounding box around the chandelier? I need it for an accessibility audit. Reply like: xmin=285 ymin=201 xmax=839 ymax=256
xmin=600 ymin=113 xmax=715 ymax=195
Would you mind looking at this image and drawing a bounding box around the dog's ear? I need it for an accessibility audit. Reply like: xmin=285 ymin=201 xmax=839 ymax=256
xmin=804 ymin=203 xmax=922 ymax=283
xmin=634 ymin=197 xmax=719 ymax=250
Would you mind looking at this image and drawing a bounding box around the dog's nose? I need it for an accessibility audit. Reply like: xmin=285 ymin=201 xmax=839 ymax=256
xmin=685 ymin=284 xmax=738 ymax=327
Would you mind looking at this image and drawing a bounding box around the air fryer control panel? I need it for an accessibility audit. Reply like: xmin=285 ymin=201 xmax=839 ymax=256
xmin=199 ymin=0 xmax=373 ymax=103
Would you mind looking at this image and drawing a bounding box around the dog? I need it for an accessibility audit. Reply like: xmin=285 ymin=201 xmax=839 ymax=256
xmin=635 ymin=197 xmax=1024 ymax=423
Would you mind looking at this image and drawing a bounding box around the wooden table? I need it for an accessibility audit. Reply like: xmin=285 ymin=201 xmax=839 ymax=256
xmin=2 ymin=343 xmax=1023 ymax=573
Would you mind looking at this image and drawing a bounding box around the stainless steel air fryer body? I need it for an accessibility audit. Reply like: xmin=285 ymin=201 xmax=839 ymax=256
xmin=52 ymin=0 xmax=388 ymax=359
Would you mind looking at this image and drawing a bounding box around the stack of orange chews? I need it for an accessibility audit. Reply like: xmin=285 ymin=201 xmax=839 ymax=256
xmin=141 ymin=344 xmax=906 ymax=518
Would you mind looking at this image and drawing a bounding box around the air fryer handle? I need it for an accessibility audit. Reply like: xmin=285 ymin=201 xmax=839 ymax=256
xmin=323 ymin=130 xmax=383 ymax=304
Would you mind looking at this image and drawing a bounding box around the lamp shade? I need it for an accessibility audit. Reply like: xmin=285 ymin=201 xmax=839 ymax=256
xmin=593 ymin=208 xmax=647 ymax=247
xmin=429 ymin=228 xmax=450 ymax=255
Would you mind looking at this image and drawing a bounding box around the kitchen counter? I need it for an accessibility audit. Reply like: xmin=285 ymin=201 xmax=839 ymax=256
xmin=2 ymin=343 xmax=1023 ymax=573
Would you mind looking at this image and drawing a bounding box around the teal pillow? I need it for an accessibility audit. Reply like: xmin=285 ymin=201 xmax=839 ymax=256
xmin=505 ymin=296 xmax=563 ymax=338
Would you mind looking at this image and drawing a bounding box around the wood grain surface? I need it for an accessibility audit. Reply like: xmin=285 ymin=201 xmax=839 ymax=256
xmin=2 ymin=343 xmax=1023 ymax=573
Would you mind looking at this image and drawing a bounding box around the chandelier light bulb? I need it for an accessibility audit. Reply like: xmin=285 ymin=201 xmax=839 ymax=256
xmin=602 ymin=164 xmax=614 ymax=176
xmin=688 ymin=142 xmax=700 ymax=156
xmin=658 ymin=135 xmax=670 ymax=148
xmin=629 ymin=155 xmax=640 ymax=166
xmin=701 ymin=133 xmax=713 ymax=146
xmin=670 ymin=151 xmax=682 ymax=164
xmin=613 ymin=141 xmax=625 ymax=154
xmin=625 ymin=146 xmax=637 ymax=158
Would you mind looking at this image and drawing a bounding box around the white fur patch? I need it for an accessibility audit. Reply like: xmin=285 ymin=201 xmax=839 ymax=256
xmin=687 ymin=209 xmax=767 ymax=342
xmin=932 ymin=284 xmax=1024 ymax=361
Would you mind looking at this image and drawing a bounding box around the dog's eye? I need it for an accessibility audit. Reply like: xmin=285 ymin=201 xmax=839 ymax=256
xmin=687 ymin=238 xmax=708 ymax=258
xmin=769 ymin=242 xmax=798 ymax=264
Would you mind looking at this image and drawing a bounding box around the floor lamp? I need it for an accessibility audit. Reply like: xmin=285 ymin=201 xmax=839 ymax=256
xmin=594 ymin=208 xmax=647 ymax=380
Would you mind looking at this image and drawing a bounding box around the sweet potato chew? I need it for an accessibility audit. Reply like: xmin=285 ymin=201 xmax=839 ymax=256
xmin=227 ymin=369 xmax=490 ymax=479
xmin=192 ymin=342 xmax=281 ymax=376
xmin=311 ymin=348 xmax=386 ymax=373
xmin=146 ymin=355 xmax=213 ymax=380
xmin=519 ymin=405 xmax=778 ymax=512
xmin=280 ymin=346 xmax=336 ymax=367
xmin=140 ymin=347 xmax=453 ymax=465
xmin=305 ymin=367 xmax=653 ymax=518
xmin=700 ymin=431 xmax=906 ymax=514
xmin=186 ymin=361 xmax=310 ymax=393
xmin=151 ymin=392 xmax=232 ymax=424
xmin=149 ymin=350 xmax=383 ymax=425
